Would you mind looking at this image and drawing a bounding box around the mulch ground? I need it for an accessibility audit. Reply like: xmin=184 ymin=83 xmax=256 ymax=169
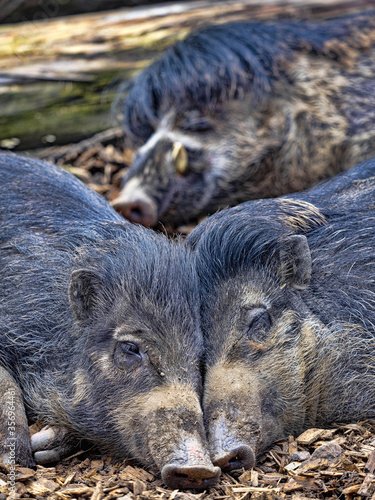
xmin=1 ymin=131 xmax=375 ymax=499
xmin=2 ymin=421 xmax=375 ymax=499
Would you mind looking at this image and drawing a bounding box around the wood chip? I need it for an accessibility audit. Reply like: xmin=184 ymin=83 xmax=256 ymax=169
xmin=60 ymin=484 xmax=93 ymax=495
xmin=319 ymin=429 xmax=337 ymax=440
xmin=310 ymin=442 xmax=343 ymax=462
xmin=232 ymin=486 xmax=282 ymax=493
xmin=319 ymin=470 xmax=344 ymax=477
xmin=283 ymin=480 xmax=303 ymax=493
xmin=91 ymin=480 xmax=103 ymax=500
xmin=285 ymin=461 xmax=303 ymax=472
xmin=238 ymin=469 xmax=258 ymax=486
xmin=170 ymin=493 xmax=205 ymax=500
xmin=119 ymin=465 xmax=154 ymax=482
xmin=15 ymin=467 xmax=35 ymax=481
xmin=291 ymin=475 xmax=324 ymax=490
xmin=291 ymin=496 xmax=317 ymax=500
xmin=296 ymin=429 xmax=327 ymax=446
xmin=291 ymin=495 xmax=317 ymax=500
xmin=290 ymin=451 xmax=311 ymax=462
xmin=358 ymin=473 xmax=375 ymax=496
xmin=133 ymin=478 xmax=146 ymax=495
xmin=289 ymin=435 xmax=298 ymax=455
xmin=64 ymin=166 xmax=91 ymax=182
xmin=90 ymin=460 xmax=104 ymax=470
xmin=25 ymin=477 xmax=60 ymax=495
xmin=261 ymin=473 xmax=283 ymax=485
xmin=366 ymin=450 xmax=375 ymax=472
xmin=342 ymin=483 xmax=361 ymax=494
xmin=251 ymin=469 xmax=259 ymax=487
xmin=62 ymin=472 xmax=76 ymax=486
xmin=295 ymin=458 xmax=330 ymax=474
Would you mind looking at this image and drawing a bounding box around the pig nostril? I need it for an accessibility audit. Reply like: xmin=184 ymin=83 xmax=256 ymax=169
xmin=229 ymin=455 xmax=242 ymax=468
xmin=162 ymin=464 xmax=221 ymax=490
xmin=213 ymin=445 xmax=255 ymax=471
xmin=129 ymin=205 xmax=142 ymax=218
xmin=111 ymin=198 xmax=157 ymax=227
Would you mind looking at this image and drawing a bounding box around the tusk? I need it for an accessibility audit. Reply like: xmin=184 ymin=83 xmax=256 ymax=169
xmin=172 ymin=142 xmax=188 ymax=175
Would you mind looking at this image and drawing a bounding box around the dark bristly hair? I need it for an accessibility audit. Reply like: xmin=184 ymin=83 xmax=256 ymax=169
xmin=186 ymin=199 xmax=323 ymax=290
xmin=187 ymin=158 xmax=375 ymax=332
xmin=122 ymin=12 xmax=375 ymax=143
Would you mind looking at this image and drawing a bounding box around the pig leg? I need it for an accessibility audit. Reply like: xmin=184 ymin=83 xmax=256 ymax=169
xmin=31 ymin=425 xmax=77 ymax=464
xmin=0 ymin=366 xmax=35 ymax=467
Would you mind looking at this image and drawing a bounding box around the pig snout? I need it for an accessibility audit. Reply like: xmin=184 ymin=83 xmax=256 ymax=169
xmin=161 ymin=435 xmax=221 ymax=490
xmin=162 ymin=464 xmax=221 ymax=490
xmin=111 ymin=178 xmax=158 ymax=226
xmin=114 ymin=383 xmax=221 ymax=490
xmin=208 ymin=417 xmax=256 ymax=471
xmin=204 ymin=363 xmax=261 ymax=472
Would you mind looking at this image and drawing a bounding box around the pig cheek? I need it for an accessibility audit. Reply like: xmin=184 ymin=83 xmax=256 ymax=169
xmin=257 ymin=386 xmax=287 ymax=450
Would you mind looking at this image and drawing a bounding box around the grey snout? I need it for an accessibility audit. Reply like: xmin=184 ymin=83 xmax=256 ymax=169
xmin=162 ymin=463 xmax=221 ymax=490
xmin=112 ymin=196 xmax=157 ymax=226
xmin=111 ymin=180 xmax=158 ymax=226
xmin=213 ymin=444 xmax=255 ymax=471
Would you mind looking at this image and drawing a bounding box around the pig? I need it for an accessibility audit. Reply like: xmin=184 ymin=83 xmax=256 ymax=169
xmin=112 ymin=12 xmax=375 ymax=227
xmin=0 ymin=153 xmax=220 ymax=490
xmin=186 ymin=157 xmax=375 ymax=471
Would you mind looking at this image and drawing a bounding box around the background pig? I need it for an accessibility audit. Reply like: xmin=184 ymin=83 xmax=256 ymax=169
xmin=0 ymin=153 xmax=220 ymax=490
xmin=112 ymin=12 xmax=375 ymax=227
xmin=187 ymin=158 xmax=375 ymax=471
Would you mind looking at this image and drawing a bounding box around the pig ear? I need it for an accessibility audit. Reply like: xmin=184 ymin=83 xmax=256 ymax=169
xmin=278 ymin=235 xmax=311 ymax=290
xmin=68 ymin=269 xmax=103 ymax=325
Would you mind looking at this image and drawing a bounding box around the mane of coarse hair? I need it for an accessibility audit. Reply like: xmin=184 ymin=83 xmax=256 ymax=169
xmin=186 ymin=198 xmax=326 ymax=287
xmin=122 ymin=11 xmax=375 ymax=143
xmin=72 ymin=228 xmax=200 ymax=321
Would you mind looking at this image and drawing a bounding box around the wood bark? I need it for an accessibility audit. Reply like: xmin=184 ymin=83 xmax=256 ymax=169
xmin=0 ymin=0 xmax=168 ymax=23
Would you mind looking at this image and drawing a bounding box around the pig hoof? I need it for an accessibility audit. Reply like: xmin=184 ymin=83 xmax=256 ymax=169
xmin=162 ymin=463 xmax=221 ymax=490
xmin=31 ymin=426 xmax=65 ymax=451
xmin=34 ymin=448 xmax=65 ymax=464
xmin=31 ymin=425 xmax=75 ymax=463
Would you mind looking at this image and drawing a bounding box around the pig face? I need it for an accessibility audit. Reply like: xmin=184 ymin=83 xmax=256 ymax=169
xmin=115 ymin=14 xmax=375 ymax=228
xmin=189 ymin=216 xmax=319 ymax=470
xmin=201 ymin=266 xmax=319 ymax=471
xmin=112 ymin=99 xmax=288 ymax=227
xmin=66 ymin=240 xmax=220 ymax=489
xmin=26 ymin=236 xmax=221 ymax=490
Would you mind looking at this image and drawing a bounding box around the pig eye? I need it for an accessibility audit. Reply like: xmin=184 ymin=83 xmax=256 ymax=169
xmin=246 ymin=308 xmax=272 ymax=343
xmin=121 ymin=342 xmax=140 ymax=356
xmin=181 ymin=121 xmax=213 ymax=133
xmin=114 ymin=341 xmax=142 ymax=370
xmin=179 ymin=114 xmax=214 ymax=133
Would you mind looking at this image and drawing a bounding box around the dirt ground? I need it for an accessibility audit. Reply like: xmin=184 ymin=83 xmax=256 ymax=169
xmin=1 ymin=131 xmax=375 ymax=499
